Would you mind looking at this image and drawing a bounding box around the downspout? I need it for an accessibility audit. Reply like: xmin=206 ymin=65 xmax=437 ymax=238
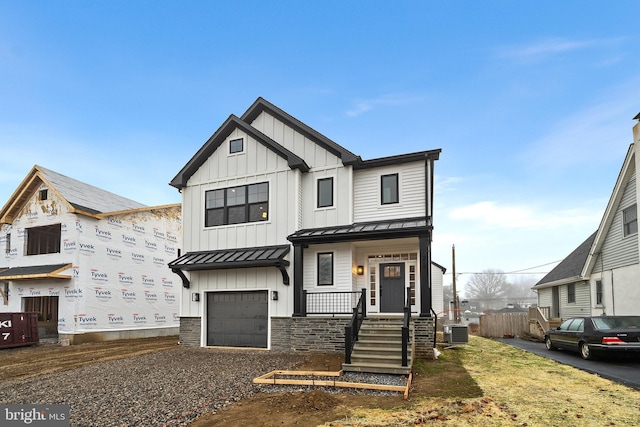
xmin=610 ymin=270 xmax=615 ymax=315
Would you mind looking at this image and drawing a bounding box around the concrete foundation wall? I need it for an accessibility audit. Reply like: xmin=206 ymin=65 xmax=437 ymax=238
xmin=59 ymin=326 xmax=179 ymax=345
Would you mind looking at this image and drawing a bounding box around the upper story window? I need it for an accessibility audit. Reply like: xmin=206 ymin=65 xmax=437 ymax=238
xmin=39 ymin=189 xmax=48 ymax=201
xmin=381 ymin=173 xmax=399 ymax=205
xmin=5 ymin=233 xmax=10 ymax=254
xmin=623 ymin=204 xmax=637 ymax=237
xmin=26 ymin=224 xmax=61 ymax=255
xmin=229 ymin=138 xmax=244 ymax=154
xmin=205 ymin=182 xmax=269 ymax=227
xmin=317 ymin=177 xmax=334 ymax=208
xmin=595 ymin=279 xmax=603 ymax=305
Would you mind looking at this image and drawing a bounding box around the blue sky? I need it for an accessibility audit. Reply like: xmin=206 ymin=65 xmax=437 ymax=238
xmin=1 ymin=1 xmax=638 ymax=295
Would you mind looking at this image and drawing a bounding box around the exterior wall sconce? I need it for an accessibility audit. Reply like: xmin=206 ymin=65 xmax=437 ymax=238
xmin=191 ymin=293 xmax=200 ymax=302
xmin=272 ymin=291 xmax=278 ymax=301
xmin=356 ymin=266 xmax=364 ymax=275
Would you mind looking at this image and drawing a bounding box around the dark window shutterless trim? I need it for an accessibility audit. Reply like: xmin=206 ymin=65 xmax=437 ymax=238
xmin=317 ymin=177 xmax=333 ymax=208
xmin=381 ymin=173 xmax=399 ymax=205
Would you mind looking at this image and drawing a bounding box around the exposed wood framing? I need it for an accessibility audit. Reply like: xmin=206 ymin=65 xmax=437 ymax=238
xmin=253 ymin=370 xmax=412 ymax=399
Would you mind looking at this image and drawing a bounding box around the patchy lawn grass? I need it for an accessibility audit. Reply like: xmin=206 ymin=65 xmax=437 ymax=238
xmin=326 ymin=336 xmax=640 ymax=426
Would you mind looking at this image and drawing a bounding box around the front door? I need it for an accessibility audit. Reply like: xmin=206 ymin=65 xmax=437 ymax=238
xmin=380 ymin=263 xmax=405 ymax=313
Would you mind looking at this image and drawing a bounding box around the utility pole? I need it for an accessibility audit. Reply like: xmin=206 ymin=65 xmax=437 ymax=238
xmin=452 ymin=244 xmax=458 ymax=323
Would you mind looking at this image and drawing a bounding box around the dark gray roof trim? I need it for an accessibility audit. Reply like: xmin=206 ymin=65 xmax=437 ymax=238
xmin=170 ymin=116 xmax=310 ymax=189
xmin=241 ymin=97 xmax=362 ymax=166
xmin=0 ymin=263 xmax=72 ymax=279
xmin=354 ymin=149 xmax=441 ymax=170
xmin=633 ymin=112 xmax=640 ymax=121
xmin=534 ymin=231 xmax=597 ymax=288
xmin=288 ymin=217 xmax=430 ymax=245
xmin=168 ymin=245 xmax=291 ymax=286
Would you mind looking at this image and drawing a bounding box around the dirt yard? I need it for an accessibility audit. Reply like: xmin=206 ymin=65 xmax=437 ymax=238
xmin=0 ymin=337 xmax=476 ymax=427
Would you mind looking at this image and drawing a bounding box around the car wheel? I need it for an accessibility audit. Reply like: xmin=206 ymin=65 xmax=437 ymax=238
xmin=545 ymin=336 xmax=556 ymax=351
xmin=579 ymin=342 xmax=593 ymax=360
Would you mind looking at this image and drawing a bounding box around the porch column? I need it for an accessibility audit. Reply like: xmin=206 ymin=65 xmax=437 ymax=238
xmin=293 ymin=243 xmax=305 ymax=316
xmin=419 ymin=233 xmax=432 ymax=317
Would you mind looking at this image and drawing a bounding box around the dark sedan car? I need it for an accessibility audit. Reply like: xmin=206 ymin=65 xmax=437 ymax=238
xmin=544 ymin=316 xmax=640 ymax=360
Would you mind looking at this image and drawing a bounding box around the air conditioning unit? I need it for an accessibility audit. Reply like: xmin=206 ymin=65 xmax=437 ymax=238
xmin=443 ymin=324 xmax=469 ymax=344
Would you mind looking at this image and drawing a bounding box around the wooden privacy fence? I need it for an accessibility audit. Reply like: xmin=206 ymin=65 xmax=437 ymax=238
xmin=479 ymin=313 xmax=529 ymax=338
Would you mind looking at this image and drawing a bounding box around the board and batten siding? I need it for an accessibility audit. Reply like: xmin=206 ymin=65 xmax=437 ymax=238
xmin=184 ymin=268 xmax=290 ymax=318
xmin=560 ymin=281 xmax=591 ymax=318
xmin=303 ymin=243 xmax=354 ymax=292
xmin=353 ymin=161 xmax=426 ymax=222
xmin=593 ymin=171 xmax=639 ymax=273
xmin=248 ymin=111 xmax=343 ymax=170
xmin=181 ymin=129 xmax=301 ymax=252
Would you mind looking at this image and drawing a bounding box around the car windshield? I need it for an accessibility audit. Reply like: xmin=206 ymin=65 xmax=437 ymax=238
xmin=592 ymin=316 xmax=640 ymax=330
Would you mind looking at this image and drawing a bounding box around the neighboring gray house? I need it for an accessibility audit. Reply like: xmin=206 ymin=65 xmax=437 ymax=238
xmin=0 ymin=165 xmax=182 ymax=344
xmin=533 ymin=116 xmax=640 ymax=326
xmin=168 ymin=98 xmax=442 ymax=368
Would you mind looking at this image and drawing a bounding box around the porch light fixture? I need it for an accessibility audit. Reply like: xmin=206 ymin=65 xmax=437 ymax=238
xmin=272 ymin=291 xmax=279 ymax=301
xmin=356 ymin=265 xmax=364 ymax=276
xmin=191 ymin=292 xmax=200 ymax=302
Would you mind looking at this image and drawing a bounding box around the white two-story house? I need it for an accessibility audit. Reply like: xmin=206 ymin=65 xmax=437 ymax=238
xmin=0 ymin=165 xmax=182 ymax=344
xmin=169 ymin=98 xmax=441 ymax=363
xmin=533 ymin=115 xmax=640 ymax=326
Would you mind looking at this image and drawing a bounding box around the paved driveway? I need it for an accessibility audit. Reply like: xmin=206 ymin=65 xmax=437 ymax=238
xmin=496 ymin=337 xmax=640 ymax=390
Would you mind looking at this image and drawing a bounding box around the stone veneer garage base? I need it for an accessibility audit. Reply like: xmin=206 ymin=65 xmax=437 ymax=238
xmin=180 ymin=316 xmax=435 ymax=359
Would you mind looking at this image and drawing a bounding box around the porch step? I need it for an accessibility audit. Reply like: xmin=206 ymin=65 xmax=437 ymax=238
xmin=343 ymin=317 xmax=413 ymax=375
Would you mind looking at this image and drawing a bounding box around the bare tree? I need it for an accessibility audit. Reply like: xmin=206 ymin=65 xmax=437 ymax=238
xmin=464 ymin=269 xmax=510 ymax=309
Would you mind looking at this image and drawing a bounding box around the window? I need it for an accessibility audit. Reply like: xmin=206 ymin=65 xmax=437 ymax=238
xmin=317 ymin=177 xmax=333 ymax=208
xmin=26 ymin=224 xmax=61 ymax=255
xmin=317 ymin=252 xmax=333 ymax=286
xmin=623 ymin=204 xmax=637 ymax=237
xmin=5 ymin=233 xmax=10 ymax=254
xmin=567 ymin=283 xmax=576 ymax=304
xmin=39 ymin=189 xmax=48 ymax=201
xmin=381 ymin=173 xmax=399 ymax=205
xmin=229 ymin=138 xmax=244 ymax=154
xmin=596 ymin=279 xmax=603 ymax=305
xmin=205 ymin=183 xmax=268 ymax=227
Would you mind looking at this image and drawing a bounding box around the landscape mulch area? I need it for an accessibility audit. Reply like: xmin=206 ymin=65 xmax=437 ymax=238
xmin=0 ymin=337 xmax=477 ymax=427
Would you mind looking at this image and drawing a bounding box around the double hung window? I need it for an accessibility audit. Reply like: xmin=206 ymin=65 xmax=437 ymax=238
xmin=623 ymin=204 xmax=637 ymax=237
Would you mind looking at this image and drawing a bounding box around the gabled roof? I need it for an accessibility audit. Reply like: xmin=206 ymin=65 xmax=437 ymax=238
xmin=170 ymin=114 xmax=310 ymax=189
xmin=170 ymin=98 xmax=442 ymax=190
xmin=582 ymin=143 xmax=636 ymax=276
xmin=533 ymin=231 xmax=597 ymax=289
xmin=0 ymin=166 xmax=146 ymax=223
xmin=241 ymin=97 xmax=362 ymax=166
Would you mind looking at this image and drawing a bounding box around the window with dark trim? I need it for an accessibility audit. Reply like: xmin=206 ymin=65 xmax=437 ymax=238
xmin=26 ymin=224 xmax=61 ymax=255
xmin=596 ymin=280 xmax=603 ymax=305
xmin=205 ymin=182 xmax=269 ymax=227
xmin=381 ymin=173 xmax=399 ymax=205
xmin=623 ymin=204 xmax=637 ymax=237
xmin=317 ymin=177 xmax=333 ymax=208
xmin=567 ymin=283 xmax=576 ymax=304
xmin=229 ymin=138 xmax=244 ymax=154
xmin=317 ymin=252 xmax=334 ymax=286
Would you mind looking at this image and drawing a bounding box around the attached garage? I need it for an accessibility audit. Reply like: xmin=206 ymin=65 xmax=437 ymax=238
xmin=206 ymin=291 xmax=268 ymax=348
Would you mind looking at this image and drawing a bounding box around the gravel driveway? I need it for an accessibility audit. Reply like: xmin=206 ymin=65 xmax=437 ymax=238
xmin=0 ymin=347 xmax=306 ymax=426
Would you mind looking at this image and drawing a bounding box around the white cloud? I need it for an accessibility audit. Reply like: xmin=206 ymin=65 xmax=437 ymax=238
xmin=345 ymin=93 xmax=424 ymax=117
xmin=449 ymin=200 xmax=601 ymax=230
xmin=498 ymin=37 xmax=625 ymax=64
